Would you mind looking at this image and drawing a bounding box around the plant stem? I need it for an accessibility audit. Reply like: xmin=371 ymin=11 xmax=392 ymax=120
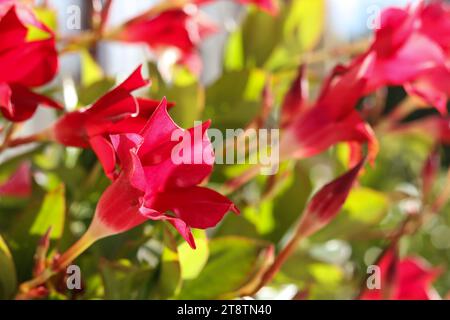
xmin=18 ymin=226 xmax=99 ymax=296
xmin=432 ymin=168 xmax=450 ymax=213
xmin=98 ymin=0 xmax=113 ymax=36
xmin=18 ymin=269 xmax=56 ymax=295
xmin=0 ymin=124 xmax=18 ymax=152
xmin=255 ymin=220 xmax=307 ymax=292
xmin=0 ymin=130 xmax=51 ymax=153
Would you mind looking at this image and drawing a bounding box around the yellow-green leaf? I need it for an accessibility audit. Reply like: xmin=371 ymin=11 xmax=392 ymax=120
xmin=26 ymin=8 xmax=57 ymax=41
xmin=0 ymin=235 xmax=17 ymax=299
xmin=30 ymin=184 xmax=66 ymax=239
xmin=81 ymin=50 xmax=104 ymax=87
xmin=177 ymin=237 xmax=271 ymax=299
xmin=178 ymin=230 xmax=209 ymax=280
xmin=284 ymin=0 xmax=324 ymax=51
xmin=343 ymin=187 xmax=389 ymax=224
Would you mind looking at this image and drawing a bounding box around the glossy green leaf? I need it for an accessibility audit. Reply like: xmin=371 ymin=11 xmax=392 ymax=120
xmin=312 ymin=187 xmax=390 ymax=241
xmin=204 ymin=70 xmax=263 ymax=131
xmin=178 ymin=230 xmax=209 ymax=280
xmin=26 ymin=8 xmax=57 ymax=41
xmin=284 ymin=0 xmax=324 ymax=51
xmin=0 ymin=235 xmax=17 ymax=299
xmin=77 ymin=79 xmax=116 ymax=106
xmin=30 ymin=184 xmax=66 ymax=239
xmin=242 ymin=10 xmax=284 ymax=68
xmin=344 ymin=188 xmax=389 ymax=224
xmin=177 ymin=237 xmax=271 ymax=299
xmin=152 ymin=227 xmax=182 ymax=299
xmin=81 ymin=50 xmax=104 ymax=87
xmin=101 ymin=259 xmax=155 ymax=300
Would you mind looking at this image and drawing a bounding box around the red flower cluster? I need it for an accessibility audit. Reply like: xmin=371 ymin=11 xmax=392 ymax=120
xmin=279 ymin=1 xmax=450 ymax=166
xmin=0 ymin=1 xmax=60 ymax=122
xmin=354 ymin=1 xmax=450 ymax=114
xmin=360 ymin=247 xmax=441 ymax=300
xmin=54 ymin=66 xmax=238 ymax=249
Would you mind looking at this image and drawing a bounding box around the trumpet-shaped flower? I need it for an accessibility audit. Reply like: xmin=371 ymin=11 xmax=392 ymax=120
xmin=80 ymin=99 xmax=238 ymax=250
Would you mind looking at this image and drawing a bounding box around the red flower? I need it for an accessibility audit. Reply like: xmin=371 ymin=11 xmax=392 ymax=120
xmin=118 ymin=7 xmax=217 ymax=75
xmin=280 ymin=58 xmax=378 ymax=165
xmin=357 ymin=2 xmax=450 ymax=114
xmin=0 ymin=162 xmax=32 ymax=198
xmin=53 ymin=66 xmax=168 ymax=179
xmin=0 ymin=2 xmax=60 ymax=122
xmin=280 ymin=65 xmax=308 ymax=128
xmin=360 ymin=247 xmax=441 ymax=300
xmin=296 ymin=158 xmax=365 ymax=238
xmin=86 ymin=99 xmax=238 ymax=249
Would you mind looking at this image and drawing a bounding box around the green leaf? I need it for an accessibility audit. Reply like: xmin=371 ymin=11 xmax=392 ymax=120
xmin=268 ymin=163 xmax=312 ymax=242
xmin=101 ymin=259 xmax=155 ymax=300
xmin=26 ymin=8 xmax=57 ymax=41
xmin=148 ymin=63 xmax=205 ymax=128
xmin=0 ymin=235 xmax=17 ymax=299
xmin=204 ymin=70 xmax=263 ymax=131
xmin=80 ymin=50 xmax=104 ymax=87
xmin=312 ymin=187 xmax=390 ymax=241
xmin=177 ymin=237 xmax=271 ymax=299
xmin=283 ymin=0 xmax=324 ymax=51
xmin=309 ymin=263 xmax=344 ymax=286
xmin=164 ymin=83 xmax=204 ymax=128
xmin=152 ymin=227 xmax=182 ymax=299
xmin=265 ymin=0 xmax=324 ymax=70
xmin=242 ymin=10 xmax=284 ymax=68
xmin=178 ymin=230 xmax=209 ymax=280
xmin=224 ymin=29 xmax=245 ymax=71
xmin=77 ymin=79 xmax=116 ymax=106
xmin=344 ymin=188 xmax=389 ymax=224
xmin=30 ymin=184 xmax=66 ymax=239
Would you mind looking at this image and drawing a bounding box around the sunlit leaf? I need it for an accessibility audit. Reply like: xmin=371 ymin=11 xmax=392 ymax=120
xmin=81 ymin=50 xmax=104 ymax=87
xmin=101 ymin=259 xmax=154 ymax=300
xmin=178 ymin=230 xmax=209 ymax=280
xmin=242 ymin=10 xmax=284 ymax=67
xmin=26 ymin=8 xmax=57 ymax=41
xmin=177 ymin=237 xmax=272 ymax=299
xmin=0 ymin=235 xmax=17 ymax=299
xmin=284 ymin=0 xmax=324 ymax=51
xmin=30 ymin=184 xmax=66 ymax=239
